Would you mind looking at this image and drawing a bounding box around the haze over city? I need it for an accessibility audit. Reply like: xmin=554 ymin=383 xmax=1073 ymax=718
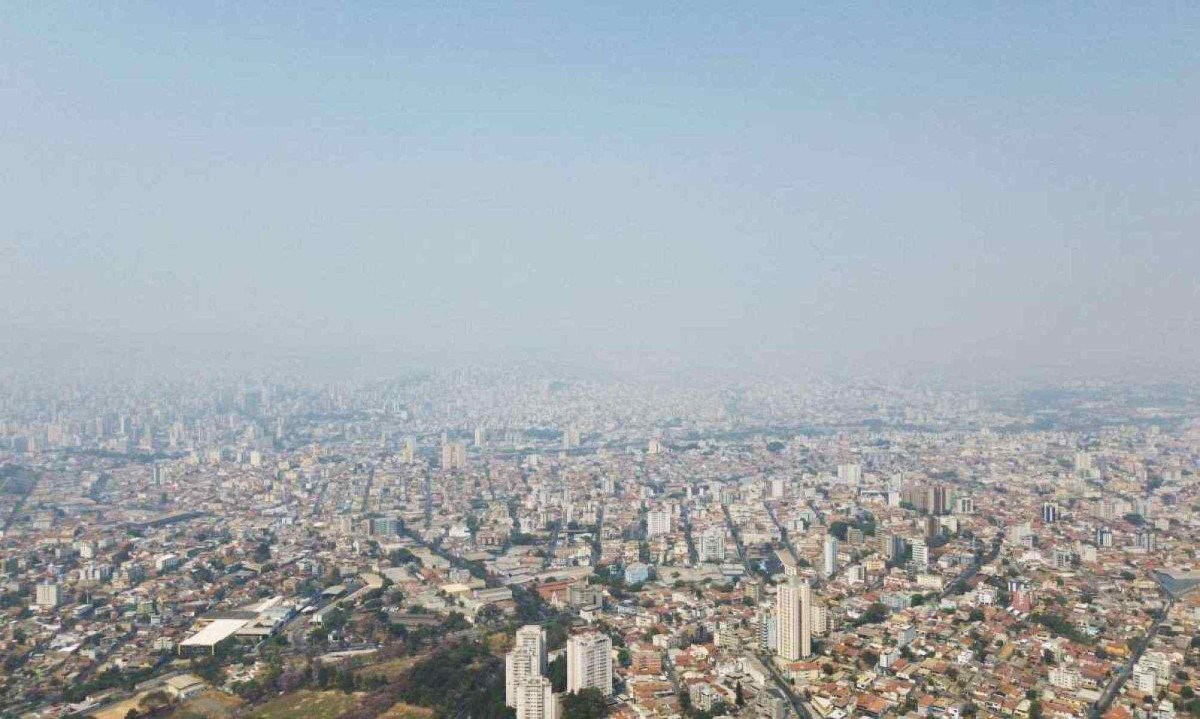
xmin=3 ymin=3 xmax=1198 ymax=379
xmin=3 ymin=6 xmax=1200 ymax=719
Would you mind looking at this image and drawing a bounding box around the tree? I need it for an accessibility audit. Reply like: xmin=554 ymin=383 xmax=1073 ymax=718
xmin=560 ymin=688 xmax=608 ymax=719
xmin=549 ymin=655 xmax=567 ymax=692
xmin=139 ymin=689 xmax=172 ymax=711
xmin=856 ymin=602 xmax=888 ymax=626
xmin=388 ymin=548 xmax=418 ymax=565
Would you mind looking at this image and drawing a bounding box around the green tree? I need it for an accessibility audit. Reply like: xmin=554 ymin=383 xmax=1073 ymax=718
xmin=549 ymin=655 xmax=567 ymax=692
xmin=560 ymin=688 xmax=608 ymax=719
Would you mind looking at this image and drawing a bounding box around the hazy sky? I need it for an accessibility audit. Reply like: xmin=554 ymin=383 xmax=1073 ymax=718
xmin=2 ymin=3 xmax=1198 ymax=376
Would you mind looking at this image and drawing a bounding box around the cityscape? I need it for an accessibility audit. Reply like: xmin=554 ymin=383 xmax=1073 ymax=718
xmin=4 ymin=3 xmax=1199 ymax=718
xmin=1 ymin=374 xmax=1198 ymax=718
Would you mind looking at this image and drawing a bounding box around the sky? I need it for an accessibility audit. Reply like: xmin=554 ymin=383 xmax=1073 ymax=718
xmin=2 ymin=2 xmax=1198 ymax=378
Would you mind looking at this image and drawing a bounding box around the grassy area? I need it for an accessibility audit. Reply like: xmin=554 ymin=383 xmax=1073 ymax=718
xmin=354 ymin=655 xmax=424 ymax=682
xmin=91 ymin=694 xmax=145 ymax=719
xmin=169 ymin=689 xmax=244 ymax=718
xmin=378 ymin=703 xmax=435 ymax=719
xmin=248 ymin=690 xmax=362 ymax=719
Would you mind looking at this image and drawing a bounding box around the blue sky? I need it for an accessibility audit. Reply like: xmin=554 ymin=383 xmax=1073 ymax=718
xmin=2 ymin=3 xmax=1197 ymax=375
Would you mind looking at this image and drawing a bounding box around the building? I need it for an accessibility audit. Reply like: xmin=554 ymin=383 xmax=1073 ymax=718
xmin=563 ymin=425 xmax=582 ymax=449
xmin=441 ymin=442 xmax=467 ymax=470
xmin=624 ymin=562 xmax=650 ymax=585
xmin=810 ymin=601 xmax=829 ymax=636
xmin=1042 ymin=502 xmax=1059 ymax=524
xmin=1049 ymin=667 xmax=1081 ymax=691
xmin=776 ymin=577 xmax=812 ymax=660
xmin=911 ymin=537 xmax=929 ymax=570
xmin=1131 ymin=668 xmax=1157 ymax=695
xmin=700 ymin=528 xmax=726 ymax=563
xmin=647 ymin=509 xmax=671 ymax=537
xmin=837 ymin=463 xmax=862 ymax=484
xmin=515 ymin=624 xmax=547 ymax=673
xmin=566 ymin=632 xmax=613 ymax=696
xmin=514 ymin=675 xmax=559 ymax=719
xmin=506 ymin=624 xmax=549 ymax=706
xmin=36 ymin=582 xmax=60 ymax=608
xmin=823 ymin=534 xmax=839 ymax=577
xmin=179 ymin=617 xmax=252 ymax=656
xmin=877 ymin=531 xmax=898 ymax=561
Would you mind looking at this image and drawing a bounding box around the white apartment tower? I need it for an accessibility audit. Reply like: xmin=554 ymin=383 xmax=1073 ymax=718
xmin=647 ymin=509 xmax=672 ymax=537
xmin=515 ymin=675 xmax=559 ymax=719
xmin=36 ymin=582 xmax=61 ymax=608
xmin=837 ymin=463 xmax=862 ymax=484
xmin=700 ymin=527 xmax=726 ymax=563
xmin=823 ymin=534 xmax=839 ymax=577
xmin=506 ymin=625 xmax=548 ymax=707
xmin=566 ymin=632 xmax=613 ymax=696
xmin=515 ymin=624 xmax=548 ymax=674
xmin=441 ymin=442 xmax=467 ymax=470
xmin=776 ymin=577 xmax=812 ymax=660
xmin=911 ymin=537 xmax=929 ymax=570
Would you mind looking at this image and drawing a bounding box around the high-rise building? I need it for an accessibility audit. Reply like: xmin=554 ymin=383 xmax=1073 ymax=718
xmin=402 ymin=436 xmax=416 ymax=463
xmin=1042 ymin=502 xmax=1059 ymax=524
xmin=700 ymin=528 xmax=726 ymax=563
xmin=566 ymin=632 xmax=613 ymax=696
xmin=911 ymin=537 xmax=929 ymax=570
xmin=902 ymin=483 xmax=953 ymax=515
xmin=776 ymin=577 xmax=812 ymax=660
xmin=506 ymin=625 xmax=548 ymax=708
xmin=440 ymin=442 xmax=467 ymax=470
xmin=1134 ymin=529 xmax=1156 ymax=551
xmin=876 ymin=531 xmax=897 ymax=561
xmin=770 ymin=477 xmax=787 ymax=499
xmin=563 ymin=425 xmax=582 ymax=449
xmin=931 ymin=484 xmax=952 ymax=515
xmin=36 ymin=582 xmax=61 ymax=608
xmin=515 ymin=624 xmax=548 ymax=675
xmin=823 ymin=534 xmax=839 ymax=577
xmin=475 ymin=425 xmax=487 ymax=447
xmin=514 ymin=675 xmax=559 ymax=719
xmin=836 ymin=463 xmax=862 ymax=484
xmin=647 ymin=509 xmax=672 ymax=537
xmin=810 ymin=601 xmax=829 ymax=636
xmin=506 ymin=647 xmax=538 ymax=708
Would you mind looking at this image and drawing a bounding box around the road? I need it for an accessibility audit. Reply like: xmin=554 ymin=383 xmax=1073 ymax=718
xmin=359 ymin=466 xmax=374 ymax=513
xmin=1091 ymin=597 xmax=1175 ymax=718
xmin=590 ymin=501 xmax=606 ymax=565
xmin=680 ymin=503 xmax=699 ymax=565
xmin=755 ymin=650 xmax=814 ymax=719
xmin=764 ymin=500 xmax=801 ymax=566
xmin=720 ymin=503 xmax=753 ymax=573
xmin=805 ymin=499 xmax=826 ymax=527
xmin=938 ymin=536 xmax=1002 ymax=600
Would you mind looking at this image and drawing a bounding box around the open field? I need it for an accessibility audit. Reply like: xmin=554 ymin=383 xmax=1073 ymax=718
xmin=353 ymin=655 xmax=424 ymax=682
xmin=169 ymin=689 xmax=244 ymax=718
xmin=248 ymin=690 xmax=362 ymax=719
xmin=377 ymin=702 xmax=435 ymax=719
